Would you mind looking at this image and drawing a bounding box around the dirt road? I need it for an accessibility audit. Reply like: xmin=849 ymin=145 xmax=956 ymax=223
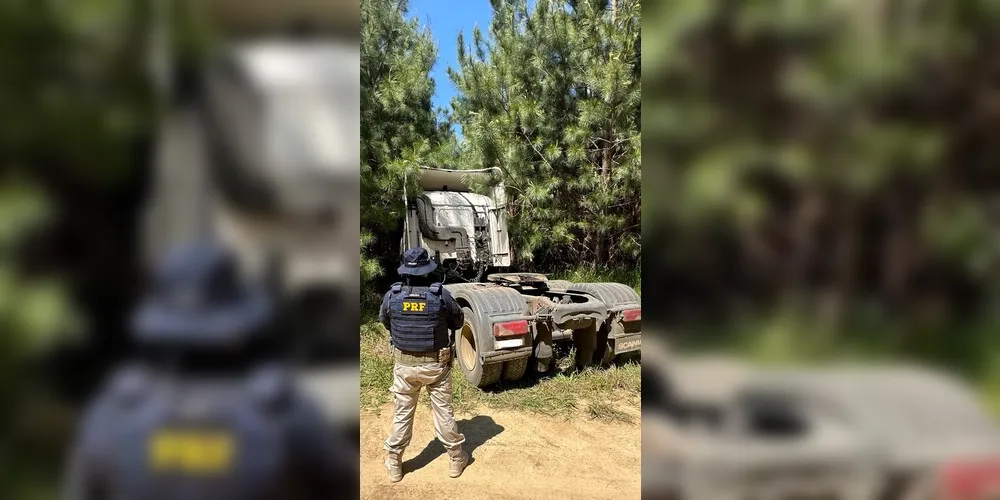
xmin=360 ymin=403 xmax=641 ymax=499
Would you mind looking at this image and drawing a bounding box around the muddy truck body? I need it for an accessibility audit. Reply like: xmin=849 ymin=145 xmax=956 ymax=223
xmin=402 ymin=167 xmax=642 ymax=387
xmin=641 ymin=338 xmax=1000 ymax=500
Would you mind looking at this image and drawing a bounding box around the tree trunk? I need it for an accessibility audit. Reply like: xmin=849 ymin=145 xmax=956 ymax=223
xmin=823 ymin=194 xmax=860 ymax=342
xmin=787 ymin=188 xmax=824 ymax=295
xmin=883 ymin=193 xmax=913 ymax=304
xmin=601 ymin=140 xmax=611 ymax=179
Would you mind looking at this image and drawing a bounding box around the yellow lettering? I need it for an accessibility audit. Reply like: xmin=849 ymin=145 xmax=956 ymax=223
xmin=402 ymin=301 xmax=426 ymax=312
xmin=148 ymin=430 xmax=235 ymax=474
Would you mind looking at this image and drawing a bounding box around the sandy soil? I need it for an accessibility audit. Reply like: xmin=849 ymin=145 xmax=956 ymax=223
xmin=360 ymin=403 xmax=641 ymax=499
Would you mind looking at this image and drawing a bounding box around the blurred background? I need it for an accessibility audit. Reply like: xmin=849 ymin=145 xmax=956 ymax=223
xmin=0 ymin=1 xmax=358 ymax=498
xmin=644 ymin=0 xmax=1000 ymax=407
xmin=643 ymin=1 xmax=1000 ymax=496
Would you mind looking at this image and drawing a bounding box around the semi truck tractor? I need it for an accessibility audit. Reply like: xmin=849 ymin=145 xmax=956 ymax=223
xmin=402 ymin=166 xmax=642 ymax=387
xmin=642 ymin=337 xmax=1000 ymax=499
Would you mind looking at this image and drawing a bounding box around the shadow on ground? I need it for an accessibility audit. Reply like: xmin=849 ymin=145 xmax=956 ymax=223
xmin=404 ymin=415 xmax=505 ymax=473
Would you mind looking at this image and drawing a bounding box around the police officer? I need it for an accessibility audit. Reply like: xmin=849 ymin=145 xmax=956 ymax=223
xmin=61 ymin=242 xmax=356 ymax=500
xmin=380 ymin=247 xmax=468 ymax=482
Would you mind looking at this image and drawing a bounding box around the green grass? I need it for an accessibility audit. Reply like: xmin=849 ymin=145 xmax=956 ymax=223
xmin=360 ymin=322 xmax=641 ymax=423
xmin=360 ymin=323 xmax=396 ymax=409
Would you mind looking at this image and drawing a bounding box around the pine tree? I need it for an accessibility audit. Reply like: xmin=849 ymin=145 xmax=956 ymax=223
xmin=643 ymin=0 xmax=1000 ymax=365
xmin=449 ymin=0 xmax=641 ymax=272
xmin=360 ymin=0 xmax=443 ymax=310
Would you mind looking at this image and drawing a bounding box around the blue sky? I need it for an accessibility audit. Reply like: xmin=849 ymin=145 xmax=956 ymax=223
xmin=409 ymin=0 xmax=495 ymax=119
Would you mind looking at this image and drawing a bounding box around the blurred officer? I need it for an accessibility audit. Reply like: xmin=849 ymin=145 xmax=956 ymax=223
xmin=61 ymin=242 xmax=356 ymax=500
xmin=380 ymin=247 xmax=468 ymax=482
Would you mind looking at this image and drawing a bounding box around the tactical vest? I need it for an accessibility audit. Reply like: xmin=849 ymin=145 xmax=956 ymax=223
xmin=86 ymin=364 xmax=316 ymax=500
xmin=387 ymin=283 xmax=450 ymax=352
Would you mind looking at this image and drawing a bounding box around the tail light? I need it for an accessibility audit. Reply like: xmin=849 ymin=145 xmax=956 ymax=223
xmin=939 ymin=458 xmax=1000 ymax=500
xmin=622 ymin=308 xmax=641 ymax=322
xmin=493 ymin=320 xmax=529 ymax=338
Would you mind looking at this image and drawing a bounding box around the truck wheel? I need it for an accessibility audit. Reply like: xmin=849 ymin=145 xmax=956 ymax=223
xmin=456 ymin=307 xmax=501 ymax=387
xmin=502 ymin=357 xmax=528 ymax=382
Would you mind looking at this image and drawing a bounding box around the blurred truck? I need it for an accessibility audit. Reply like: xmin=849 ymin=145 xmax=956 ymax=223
xmin=402 ymin=167 xmax=642 ymax=387
xmin=139 ymin=0 xmax=360 ymax=437
xmin=641 ymin=337 xmax=1000 ymax=499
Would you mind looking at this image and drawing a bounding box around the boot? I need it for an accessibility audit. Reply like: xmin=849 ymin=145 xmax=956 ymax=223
xmin=385 ymin=451 xmax=403 ymax=482
xmin=447 ymin=447 xmax=469 ymax=478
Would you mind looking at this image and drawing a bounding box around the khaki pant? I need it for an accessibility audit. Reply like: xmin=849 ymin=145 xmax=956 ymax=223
xmin=383 ymin=347 xmax=466 ymax=456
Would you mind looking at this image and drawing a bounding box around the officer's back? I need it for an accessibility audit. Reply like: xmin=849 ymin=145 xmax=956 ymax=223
xmin=379 ymin=247 xmax=468 ymax=482
xmin=62 ymin=243 xmax=355 ymax=500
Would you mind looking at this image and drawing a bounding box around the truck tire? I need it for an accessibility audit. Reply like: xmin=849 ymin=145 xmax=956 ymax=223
xmin=799 ymin=368 xmax=999 ymax=442
xmin=456 ymin=306 xmax=501 ymax=387
xmin=450 ymin=286 xmax=531 ymax=388
xmin=502 ymin=357 xmax=528 ymax=382
xmin=442 ymin=283 xmax=482 ymax=293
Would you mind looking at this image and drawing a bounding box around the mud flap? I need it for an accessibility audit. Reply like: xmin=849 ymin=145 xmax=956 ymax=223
xmin=534 ymin=340 xmax=553 ymax=364
xmin=533 ymin=325 xmax=554 ymax=372
xmin=572 ymin=324 xmax=598 ymax=371
xmin=611 ymin=333 xmax=641 ymax=355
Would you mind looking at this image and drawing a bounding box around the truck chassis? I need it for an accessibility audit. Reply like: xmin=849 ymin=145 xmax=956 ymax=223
xmin=445 ymin=273 xmax=641 ymax=387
